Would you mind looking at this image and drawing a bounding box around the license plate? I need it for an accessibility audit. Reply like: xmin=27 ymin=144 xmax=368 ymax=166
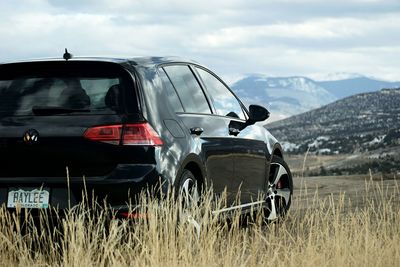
xmin=7 ymin=188 xmax=50 ymax=209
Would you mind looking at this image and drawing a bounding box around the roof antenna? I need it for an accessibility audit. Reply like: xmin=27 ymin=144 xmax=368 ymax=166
xmin=63 ymin=48 xmax=73 ymax=61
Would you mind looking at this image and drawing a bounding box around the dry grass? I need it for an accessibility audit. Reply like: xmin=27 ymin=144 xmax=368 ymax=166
xmin=0 ymin=176 xmax=399 ymax=267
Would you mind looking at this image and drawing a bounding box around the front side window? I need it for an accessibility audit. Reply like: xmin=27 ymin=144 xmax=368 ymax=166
xmin=163 ymin=65 xmax=211 ymax=114
xmin=196 ymin=67 xmax=245 ymax=120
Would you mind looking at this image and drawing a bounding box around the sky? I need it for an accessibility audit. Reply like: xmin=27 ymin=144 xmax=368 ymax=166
xmin=0 ymin=0 xmax=399 ymax=84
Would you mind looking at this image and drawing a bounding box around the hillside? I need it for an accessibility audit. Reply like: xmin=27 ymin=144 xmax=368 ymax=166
xmin=267 ymin=88 xmax=400 ymax=155
xmin=266 ymin=88 xmax=400 ymax=175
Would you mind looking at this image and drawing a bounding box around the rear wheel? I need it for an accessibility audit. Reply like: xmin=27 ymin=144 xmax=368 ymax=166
xmin=177 ymin=169 xmax=200 ymax=208
xmin=177 ymin=169 xmax=201 ymax=235
xmin=265 ymin=156 xmax=293 ymax=221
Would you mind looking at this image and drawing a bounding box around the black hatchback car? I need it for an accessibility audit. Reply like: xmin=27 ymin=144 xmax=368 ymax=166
xmin=0 ymin=55 xmax=292 ymax=221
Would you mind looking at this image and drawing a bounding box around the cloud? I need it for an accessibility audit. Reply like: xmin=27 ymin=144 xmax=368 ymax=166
xmin=0 ymin=0 xmax=399 ymax=82
xmin=194 ymin=14 xmax=400 ymax=48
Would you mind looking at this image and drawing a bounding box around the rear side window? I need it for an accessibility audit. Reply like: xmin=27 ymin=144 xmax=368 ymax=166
xmin=0 ymin=61 xmax=136 ymax=116
xmin=163 ymin=65 xmax=211 ymax=114
xmin=196 ymin=67 xmax=246 ymax=120
xmin=158 ymin=68 xmax=184 ymax=112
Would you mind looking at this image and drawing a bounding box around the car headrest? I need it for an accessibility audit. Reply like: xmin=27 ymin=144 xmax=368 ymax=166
xmin=60 ymin=84 xmax=91 ymax=109
xmin=105 ymin=84 xmax=120 ymax=111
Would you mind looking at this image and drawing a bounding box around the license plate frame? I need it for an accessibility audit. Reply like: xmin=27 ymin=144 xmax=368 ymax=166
xmin=7 ymin=187 xmax=50 ymax=209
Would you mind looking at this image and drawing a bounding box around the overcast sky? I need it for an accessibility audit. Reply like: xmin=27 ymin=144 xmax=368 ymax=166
xmin=0 ymin=0 xmax=399 ymax=83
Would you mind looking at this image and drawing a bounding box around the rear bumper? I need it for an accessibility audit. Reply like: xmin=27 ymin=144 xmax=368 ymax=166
xmin=0 ymin=164 xmax=164 ymax=210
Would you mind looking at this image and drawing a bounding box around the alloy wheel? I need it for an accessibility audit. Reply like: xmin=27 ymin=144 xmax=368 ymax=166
xmin=265 ymin=160 xmax=292 ymax=221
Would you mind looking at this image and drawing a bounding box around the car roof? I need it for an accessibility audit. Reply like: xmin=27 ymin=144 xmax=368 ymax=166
xmin=0 ymin=56 xmax=201 ymax=68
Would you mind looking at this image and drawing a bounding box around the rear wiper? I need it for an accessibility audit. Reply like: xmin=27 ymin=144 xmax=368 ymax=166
xmin=32 ymin=106 xmax=91 ymax=115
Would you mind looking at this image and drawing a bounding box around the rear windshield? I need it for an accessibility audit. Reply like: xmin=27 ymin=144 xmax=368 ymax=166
xmin=0 ymin=61 xmax=136 ymax=116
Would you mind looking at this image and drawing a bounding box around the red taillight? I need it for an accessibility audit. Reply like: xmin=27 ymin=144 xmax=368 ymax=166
xmin=83 ymin=125 xmax=122 ymax=145
xmin=83 ymin=123 xmax=163 ymax=146
xmin=122 ymin=123 xmax=163 ymax=146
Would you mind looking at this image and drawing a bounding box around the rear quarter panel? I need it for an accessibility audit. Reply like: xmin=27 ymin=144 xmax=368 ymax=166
xmin=132 ymin=66 xmax=195 ymax=187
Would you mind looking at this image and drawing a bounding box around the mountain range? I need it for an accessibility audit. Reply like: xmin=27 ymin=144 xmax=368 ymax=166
xmin=230 ymin=74 xmax=400 ymax=121
xmin=266 ymin=88 xmax=400 ymax=155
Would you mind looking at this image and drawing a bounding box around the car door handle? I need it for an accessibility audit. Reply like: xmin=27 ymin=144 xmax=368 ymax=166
xmin=190 ymin=127 xmax=204 ymax=136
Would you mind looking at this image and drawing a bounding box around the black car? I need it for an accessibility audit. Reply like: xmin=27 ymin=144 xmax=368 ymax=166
xmin=0 ymin=55 xmax=293 ymax=221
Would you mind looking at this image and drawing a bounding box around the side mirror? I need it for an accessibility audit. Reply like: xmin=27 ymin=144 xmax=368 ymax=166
xmin=248 ymin=105 xmax=270 ymax=123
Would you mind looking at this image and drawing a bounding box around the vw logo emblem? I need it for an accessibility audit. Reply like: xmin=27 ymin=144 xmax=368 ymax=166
xmin=23 ymin=129 xmax=39 ymax=145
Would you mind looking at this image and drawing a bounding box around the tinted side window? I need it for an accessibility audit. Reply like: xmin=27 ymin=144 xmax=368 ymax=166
xmin=196 ymin=68 xmax=245 ymax=120
xmin=158 ymin=68 xmax=184 ymax=112
xmin=163 ymin=65 xmax=211 ymax=114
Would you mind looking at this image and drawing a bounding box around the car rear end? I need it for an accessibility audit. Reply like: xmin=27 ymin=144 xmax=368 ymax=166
xmin=0 ymin=60 xmax=163 ymax=216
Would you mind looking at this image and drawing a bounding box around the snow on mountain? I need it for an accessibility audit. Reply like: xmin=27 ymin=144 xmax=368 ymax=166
xmin=317 ymin=77 xmax=400 ymax=99
xmin=230 ymin=74 xmax=400 ymax=122
xmin=310 ymin=72 xmax=364 ymax=81
xmin=230 ymin=75 xmax=337 ymax=122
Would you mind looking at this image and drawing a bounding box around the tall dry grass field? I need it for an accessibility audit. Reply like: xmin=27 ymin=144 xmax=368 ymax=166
xmin=0 ymin=175 xmax=399 ymax=267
